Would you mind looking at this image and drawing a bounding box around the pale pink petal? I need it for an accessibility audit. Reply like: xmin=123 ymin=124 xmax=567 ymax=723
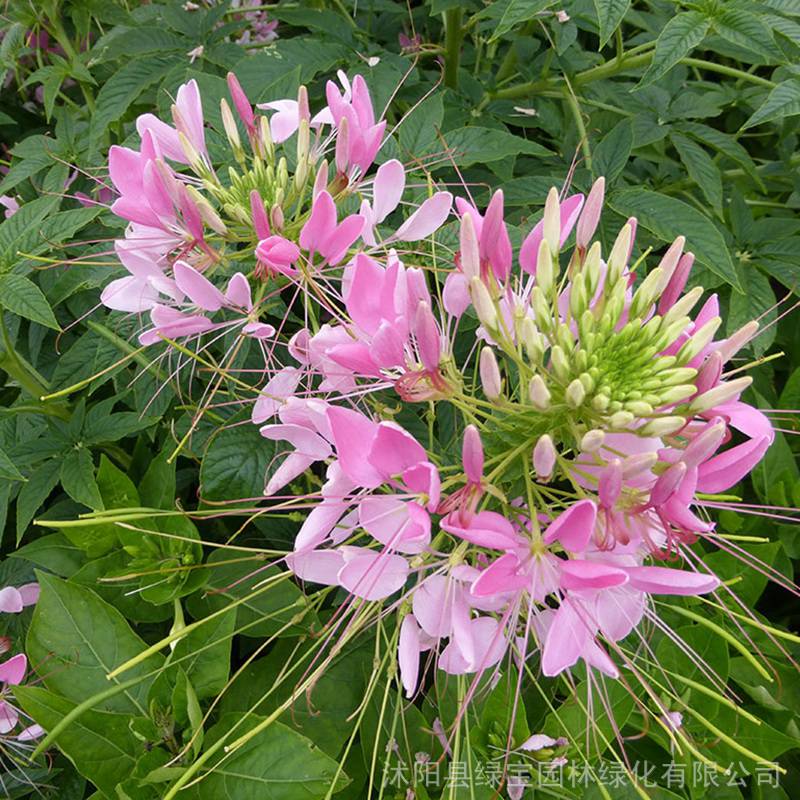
xmin=225 ymin=273 xmax=252 ymax=309
xmin=559 ymin=560 xmax=629 ymax=591
xmin=327 ymin=407 xmax=382 ymax=488
xmin=542 ymin=499 xmax=597 ymax=552
xmin=18 ymin=583 xmax=39 ymax=607
xmin=399 ymin=615 xmax=422 ymax=698
xmin=541 ymin=600 xmax=593 ymax=677
xmin=287 ymin=549 xmax=344 ymax=585
xmin=0 ymin=653 xmax=27 ymax=685
xmin=0 ymin=587 xmax=23 ymax=614
xmin=252 ymin=367 xmax=302 ymax=424
xmin=368 ymin=422 xmax=427 ymax=478
xmin=337 ymin=549 xmax=409 ymax=601
xmin=395 ymin=192 xmax=452 ymax=241
xmin=0 ymin=701 xmax=19 ymax=734
xmin=443 ymin=272 xmax=470 ymax=317
xmin=173 ymin=261 xmax=224 ymax=311
xmin=16 ymin=723 xmax=45 ymax=741
xmin=441 ymin=510 xmax=523 ymax=550
xmin=625 ymin=566 xmax=719 ymax=595
xmin=372 ymin=159 xmax=405 ymax=223
xmin=471 ymin=553 xmax=528 ymax=597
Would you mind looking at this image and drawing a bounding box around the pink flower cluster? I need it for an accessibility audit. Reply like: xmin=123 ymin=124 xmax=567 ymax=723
xmin=96 ymin=72 xmax=776 ymax=704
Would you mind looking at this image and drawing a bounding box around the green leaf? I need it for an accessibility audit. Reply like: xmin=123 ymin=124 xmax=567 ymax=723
xmin=742 ymin=79 xmax=800 ymax=129
xmin=592 ymin=117 xmax=633 ymax=183
xmin=609 ymin=188 xmax=740 ymax=289
xmin=0 ymin=274 xmax=59 ymax=329
xmin=173 ymin=607 xmax=235 ymax=699
xmin=397 ymin=93 xmax=444 ymax=159
xmin=50 ymin=329 xmax=123 ymax=391
xmin=486 ymin=0 xmax=556 ymax=42
xmin=138 ymin=448 xmax=177 ymax=510
xmin=89 ymin=55 xmax=175 ymax=147
xmin=593 ymin=0 xmax=630 ymax=48
xmin=10 ymin=532 xmax=85 ymax=577
xmin=200 ymin=421 xmax=277 ymax=502
xmin=26 ymin=572 xmax=164 ymax=714
xmin=186 ymin=548 xmax=312 ymax=638
xmin=442 ymin=126 xmax=552 ymax=167
xmin=677 ymin=122 xmax=761 ymax=186
xmin=0 ymin=443 xmax=24 ymax=481
xmin=59 ymin=448 xmax=103 ymax=509
xmin=16 ymin=457 xmax=61 ymax=542
xmin=59 ymin=455 xmax=138 ymax=556
xmin=713 ymin=7 xmax=780 ymax=60
xmin=727 ymin=268 xmax=777 ymax=357
xmin=13 ymin=206 xmax=101 ymax=269
xmin=670 ymin=131 xmax=724 ymax=218
xmin=13 ymin=686 xmax=142 ymax=797
xmin=636 ymin=11 xmax=711 ymax=89
xmin=182 ymin=713 xmax=347 ymax=799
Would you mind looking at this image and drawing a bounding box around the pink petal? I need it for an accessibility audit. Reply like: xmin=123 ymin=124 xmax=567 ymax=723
xmin=327 ymin=407 xmax=382 ymax=488
xmin=696 ymin=436 xmax=771 ymax=493
xmin=225 ymin=273 xmax=252 ymax=309
xmin=399 ymin=615 xmax=422 ymax=698
xmin=559 ymin=559 xmax=629 ymax=591
xmin=625 ymin=566 xmax=719 ymax=595
xmin=252 ymin=367 xmax=302 ymax=424
xmin=0 ymin=653 xmax=27 ymax=685
xmin=443 ymin=272 xmax=470 ymax=318
xmin=368 ymin=422 xmax=427 ymax=479
xmin=395 ymin=192 xmax=453 ymax=241
xmin=0 ymin=701 xmax=19 ymax=734
xmin=471 ymin=553 xmax=529 ymax=597
xmin=287 ymin=549 xmax=344 ymax=585
xmin=173 ymin=261 xmax=224 ymax=311
xmin=337 ymin=549 xmax=409 ymax=601
xmin=322 ymin=214 xmax=365 ymax=265
xmin=300 ymin=191 xmax=336 ymax=252
xmin=0 ymin=587 xmax=23 ymax=614
xmin=440 ymin=510 xmax=523 ymax=550
xmin=541 ymin=600 xmax=594 ymax=677
xmin=18 ymin=583 xmax=39 ymax=607
xmin=542 ymin=500 xmax=598 ymax=552
xmin=372 ymin=159 xmax=405 ymax=223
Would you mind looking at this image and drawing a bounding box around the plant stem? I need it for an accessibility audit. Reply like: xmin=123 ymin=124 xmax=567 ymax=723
xmin=443 ymin=8 xmax=463 ymax=90
xmin=492 ymin=50 xmax=776 ymax=101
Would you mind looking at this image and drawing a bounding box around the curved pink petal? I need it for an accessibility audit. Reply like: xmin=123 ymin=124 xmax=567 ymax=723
xmin=368 ymin=422 xmax=427 ymax=479
xmin=327 ymin=407 xmax=382 ymax=488
xmin=0 ymin=587 xmax=23 ymax=614
xmin=395 ymin=192 xmax=453 ymax=241
xmin=542 ymin=499 xmax=598 ymax=552
xmin=441 ymin=510 xmax=523 ymax=550
xmin=559 ymin=559 xmax=629 ymax=591
xmin=372 ymin=159 xmax=405 ymax=223
xmin=541 ymin=600 xmax=594 ymax=677
xmin=625 ymin=565 xmax=719 ymax=595
xmin=471 ymin=553 xmax=529 ymax=597
xmin=337 ymin=549 xmax=409 ymax=601
xmin=0 ymin=653 xmax=27 ymax=685
xmin=287 ymin=548 xmax=344 ymax=585
xmin=696 ymin=436 xmax=771 ymax=493
xmin=173 ymin=261 xmax=224 ymax=311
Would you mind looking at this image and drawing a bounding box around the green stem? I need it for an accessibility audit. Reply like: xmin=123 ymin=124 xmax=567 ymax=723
xmin=563 ymin=86 xmax=592 ymax=171
xmin=443 ymin=8 xmax=463 ymax=90
xmin=492 ymin=51 xmax=775 ymax=101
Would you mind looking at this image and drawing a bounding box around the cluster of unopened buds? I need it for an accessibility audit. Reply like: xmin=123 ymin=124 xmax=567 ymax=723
xmin=100 ymin=71 xmax=774 ymax=717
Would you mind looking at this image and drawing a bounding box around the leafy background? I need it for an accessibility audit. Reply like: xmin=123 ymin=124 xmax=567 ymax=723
xmin=1 ymin=0 xmax=800 ymax=798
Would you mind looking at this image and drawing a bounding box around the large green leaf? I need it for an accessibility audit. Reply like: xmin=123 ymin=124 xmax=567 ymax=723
xmin=182 ymin=713 xmax=347 ymax=799
xmin=26 ymin=573 xmax=164 ymax=714
xmin=0 ymin=274 xmax=59 ymax=329
xmin=637 ymin=11 xmax=710 ymax=89
xmin=200 ymin=421 xmax=277 ymax=502
xmin=609 ymin=188 xmax=739 ymax=289
xmin=485 ymin=0 xmax=556 ymax=42
xmin=743 ymin=79 xmax=800 ymax=129
xmin=186 ymin=548 xmax=312 ymax=637
xmin=173 ymin=607 xmax=235 ymax=700
xmin=594 ymin=0 xmax=631 ymax=48
xmin=59 ymin=447 xmax=103 ymax=509
xmin=442 ymin=126 xmax=551 ymax=167
xmin=592 ymin=117 xmax=633 ymax=184
xmin=670 ymin=131 xmax=723 ymax=218
xmin=14 ymin=686 xmax=143 ymax=797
